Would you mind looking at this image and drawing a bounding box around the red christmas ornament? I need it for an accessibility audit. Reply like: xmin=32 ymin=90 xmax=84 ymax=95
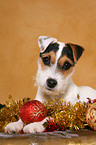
xmin=86 ymin=102 xmax=96 ymax=130
xmin=20 ymin=100 xmax=47 ymax=124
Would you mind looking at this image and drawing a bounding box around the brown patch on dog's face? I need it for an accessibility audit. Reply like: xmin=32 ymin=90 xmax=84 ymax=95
xmin=58 ymin=55 xmax=74 ymax=76
xmin=39 ymin=51 xmax=56 ymax=69
xmin=59 ymin=55 xmax=74 ymax=67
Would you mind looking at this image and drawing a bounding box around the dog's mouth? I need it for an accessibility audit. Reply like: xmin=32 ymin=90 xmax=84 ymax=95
xmin=45 ymin=86 xmax=63 ymax=96
xmin=46 ymin=87 xmax=54 ymax=91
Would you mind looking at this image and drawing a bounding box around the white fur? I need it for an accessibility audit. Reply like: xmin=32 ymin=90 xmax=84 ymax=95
xmin=38 ymin=36 xmax=57 ymax=52
xmin=5 ymin=119 xmax=23 ymax=134
xmin=55 ymin=42 xmax=65 ymax=66
xmin=5 ymin=36 xmax=96 ymax=134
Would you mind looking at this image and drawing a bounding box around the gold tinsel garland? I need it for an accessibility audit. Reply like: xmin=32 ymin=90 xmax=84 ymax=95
xmin=0 ymin=95 xmax=30 ymax=132
xmin=44 ymin=97 xmax=88 ymax=130
xmin=0 ymin=95 xmax=88 ymax=133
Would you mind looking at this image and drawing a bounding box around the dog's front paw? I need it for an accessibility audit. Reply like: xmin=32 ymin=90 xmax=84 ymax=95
xmin=23 ymin=122 xmax=45 ymax=133
xmin=5 ymin=119 xmax=23 ymax=134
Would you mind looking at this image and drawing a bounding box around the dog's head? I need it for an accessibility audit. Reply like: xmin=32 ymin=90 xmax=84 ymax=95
xmin=36 ymin=36 xmax=84 ymax=96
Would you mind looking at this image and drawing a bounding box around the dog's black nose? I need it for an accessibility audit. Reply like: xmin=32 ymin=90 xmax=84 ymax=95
xmin=47 ymin=78 xmax=57 ymax=88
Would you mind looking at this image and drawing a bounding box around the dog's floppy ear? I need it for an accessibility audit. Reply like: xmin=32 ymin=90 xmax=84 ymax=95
xmin=66 ymin=43 xmax=85 ymax=63
xmin=38 ymin=36 xmax=57 ymax=52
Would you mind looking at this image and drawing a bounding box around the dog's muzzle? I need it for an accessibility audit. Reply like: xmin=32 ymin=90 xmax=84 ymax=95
xmin=46 ymin=78 xmax=57 ymax=89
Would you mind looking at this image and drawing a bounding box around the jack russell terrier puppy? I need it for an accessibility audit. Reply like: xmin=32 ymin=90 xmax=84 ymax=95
xmin=5 ymin=36 xmax=96 ymax=134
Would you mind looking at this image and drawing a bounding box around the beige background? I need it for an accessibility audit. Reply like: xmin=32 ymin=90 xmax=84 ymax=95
xmin=0 ymin=0 xmax=96 ymax=103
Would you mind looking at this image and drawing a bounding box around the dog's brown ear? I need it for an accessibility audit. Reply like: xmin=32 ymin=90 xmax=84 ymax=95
xmin=66 ymin=43 xmax=85 ymax=63
xmin=38 ymin=36 xmax=57 ymax=52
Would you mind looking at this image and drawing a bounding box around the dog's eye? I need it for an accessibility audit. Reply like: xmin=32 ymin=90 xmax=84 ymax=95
xmin=62 ymin=61 xmax=72 ymax=70
xmin=42 ymin=56 xmax=50 ymax=65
